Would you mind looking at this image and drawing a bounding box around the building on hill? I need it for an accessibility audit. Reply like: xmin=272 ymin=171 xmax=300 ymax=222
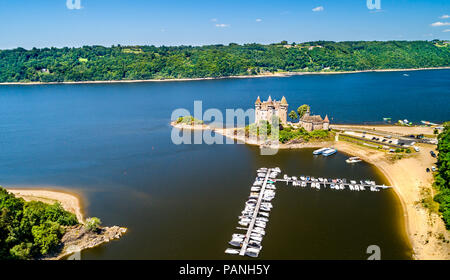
xmin=299 ymin=107 xmax=330 ymax=131
xmin=255 ymin=96 xmax=288 ymax=125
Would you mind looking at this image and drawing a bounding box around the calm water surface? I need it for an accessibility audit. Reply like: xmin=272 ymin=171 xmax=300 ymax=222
xmin=1 ymin=70 xmax=449 ymax=259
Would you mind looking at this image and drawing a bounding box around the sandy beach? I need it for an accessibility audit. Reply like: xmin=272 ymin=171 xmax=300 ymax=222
xmin=6 ymin=188 xmax=85 ymax=223
xmin=1 ymin=66 xmax=449 ymax=86
xmin=334 ymin=141 xmax=450 ymax=260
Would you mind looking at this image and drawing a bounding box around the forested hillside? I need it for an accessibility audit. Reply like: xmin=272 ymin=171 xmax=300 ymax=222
xmin=0 ymin=40 xmax=449 ymax=83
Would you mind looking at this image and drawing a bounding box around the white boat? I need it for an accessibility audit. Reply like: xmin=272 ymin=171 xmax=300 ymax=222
xmin=360 ymin=185 xmax=365 ymax=191
xmin=250 ymin=232 xmax=263 ymax=238
xmin=346 ymin=157 xmax=362 ymax=163
xmin=350 ymin=180 xmax=357 ymax=185
xmin=261 ymin=202 xmax=273 ymax=208
xmin=349 ymin=185 xmax=354 ymax=191
xmin=256 ymin=217 xmax=268 ymax=222
xmin=313 ymin=147 xmax=329 ymax=155
xmin=355 ymin=185 xmax=360 ymax=191
xmin=340 ymin=184 xmax=344 ymax=190
xmin=225 ymin=248 xmax=240 ymax=255
xmin=322 ymin=148 xmax=337 ymax=156
xmin=259 ymin=212 xmax=270 ymax=217
xmin=229 ymin=240 xmax=242 ymax=247
xmin=232 ymin=234 xmax=245 ymax=239
xmin=245 ymin=247 xmax=260 ymax=258
xmin=255 ymin=221 xmax=266 ymax=228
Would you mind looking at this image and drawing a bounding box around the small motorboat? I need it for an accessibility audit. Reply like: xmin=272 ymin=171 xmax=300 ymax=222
xmin=229 ymin=240 xmax=242 ymax=247
xmin=313 ymin=147 xmax=329 ymax=155
xmin=346 ymin=157 xmax=362 ymax=164
xmin=322 ymin=148 xmax=337 ymax=156
xmin=259 ymin=212 xmax=269 ymax=217
xmin=245 ymin=247 xmax=260 ymax=258
xmin=250 ymin=235 xmax=263 ymax=242
xmin=225 ymin=248 xmax=240 ymax=255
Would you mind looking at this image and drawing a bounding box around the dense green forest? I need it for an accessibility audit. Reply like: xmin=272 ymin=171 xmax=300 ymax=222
xmin=0 ymin=187 xmax=78 ymax=259
xmin=434 ymin=123 xmax=450 ymax=229
xmin=0 ymin=40 xmax=449 ymax=83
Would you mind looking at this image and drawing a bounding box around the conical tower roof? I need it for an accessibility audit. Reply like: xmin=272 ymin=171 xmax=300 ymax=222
xmin=267 ymin=96 xmax=272 ymax=103
xmin=324 ymin=115 xmax=330 ymax=123
xmin=280 ymin=96 xmax=288 ymax=105
xmin=255 ymin=96 xmax=262 ymax=104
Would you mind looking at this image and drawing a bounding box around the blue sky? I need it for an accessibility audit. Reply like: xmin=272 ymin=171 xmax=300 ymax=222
xmin=0 ymin=0 xmax=448 ymax=49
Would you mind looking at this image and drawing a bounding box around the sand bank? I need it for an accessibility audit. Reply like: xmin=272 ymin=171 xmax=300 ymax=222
xmin=6 ymin=188 xmax=84 ymax=223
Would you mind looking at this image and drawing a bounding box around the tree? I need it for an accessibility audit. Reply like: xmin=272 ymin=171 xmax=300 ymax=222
xmin=31 ymin=221 xmax=63 ymax=255
xmin=85 ymin=217 xmax=101 ymax=232
xmin=289 ymin=110 xmax=298 ymax=121
xmin=297 ymin=105 xmax=310 ymax=119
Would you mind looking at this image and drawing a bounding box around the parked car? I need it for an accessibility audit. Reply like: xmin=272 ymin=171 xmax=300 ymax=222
xmin=430 ymin=151 xmax=436 ymax=158
xmin=426 ymin=168 xmax=430 ymax=172
xmin=414 ymin=147 xmax=420 ymax=152
xmin=431 ymin=166 xmax=437 ymax=172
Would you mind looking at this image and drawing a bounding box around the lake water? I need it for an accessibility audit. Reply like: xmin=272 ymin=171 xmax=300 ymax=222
xmin=1 ymin=70 xmax=449 ymax=259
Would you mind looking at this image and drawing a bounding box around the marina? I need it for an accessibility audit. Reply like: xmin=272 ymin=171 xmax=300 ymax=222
xmin=226 ymin=166 xmax=392 ymax=258
xmin=226 ymin=167 xmax=280 ymax=258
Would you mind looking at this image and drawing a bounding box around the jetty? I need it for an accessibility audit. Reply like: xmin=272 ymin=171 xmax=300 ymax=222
xmin=275 ymin=175 xmax=391 ymax=191
xmin=239 ymin=169 xmax=271 ymax=256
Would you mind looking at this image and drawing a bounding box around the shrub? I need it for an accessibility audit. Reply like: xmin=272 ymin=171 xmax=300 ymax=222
xmin=85 ymin=217 xmax=102 ymax=232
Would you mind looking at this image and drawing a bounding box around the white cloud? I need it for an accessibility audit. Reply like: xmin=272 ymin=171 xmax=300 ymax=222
xmin=441 ymin=15 xmax=450 ymax=19
xmin=211 ymin=18 xmax=218 ymax=22
xmin=256 ymin=18 xmax=262 ymax=22
xmin=431 ymin=21 xmax=450 ymax=27
xmin=444 ymin=29 xmax=450 ymax=32
xmin=215 ymin=23 xmax=230 ymax=28
xmin=312 ymin=6 xmax=324 ymax=12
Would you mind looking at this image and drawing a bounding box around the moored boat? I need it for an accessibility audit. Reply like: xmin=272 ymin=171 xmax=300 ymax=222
xmin=313 ymin=147 xmax=330 ymax=155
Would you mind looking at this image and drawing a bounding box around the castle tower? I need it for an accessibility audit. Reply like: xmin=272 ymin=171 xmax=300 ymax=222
xmin=255 ymin=96 xmax=262 ymax=123
xmin=323 ymin=115 xmax=330 ymax=130
xmin=279 ymin=96 xmax=288 ymax=124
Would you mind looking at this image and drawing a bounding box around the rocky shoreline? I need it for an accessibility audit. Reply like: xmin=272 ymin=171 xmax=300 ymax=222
xmin=43 ymin=225 xmax=127 ymax=260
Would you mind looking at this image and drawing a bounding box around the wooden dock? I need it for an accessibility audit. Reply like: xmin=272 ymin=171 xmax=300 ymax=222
xmin=239 ymin=168 xmax=272 ymax=256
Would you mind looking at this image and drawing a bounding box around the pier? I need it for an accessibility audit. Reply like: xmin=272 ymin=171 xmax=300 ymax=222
xmin=275 ymin=176 xmax=391 ymax=191
xmin=239 ymin=168 xmax=272 ymax=256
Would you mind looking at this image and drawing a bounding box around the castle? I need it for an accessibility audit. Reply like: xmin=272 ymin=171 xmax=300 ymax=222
xmin=299 ymin=107 xmax=330 ymax=131
xmin=254 ymin=96 xmax=330 ymax=131
xmin=255 ymin=96 xmax=288 ymax=125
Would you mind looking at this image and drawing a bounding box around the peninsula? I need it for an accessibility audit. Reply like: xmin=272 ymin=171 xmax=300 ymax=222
xmin=0 ymin=187 xmax=127 ymax=260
